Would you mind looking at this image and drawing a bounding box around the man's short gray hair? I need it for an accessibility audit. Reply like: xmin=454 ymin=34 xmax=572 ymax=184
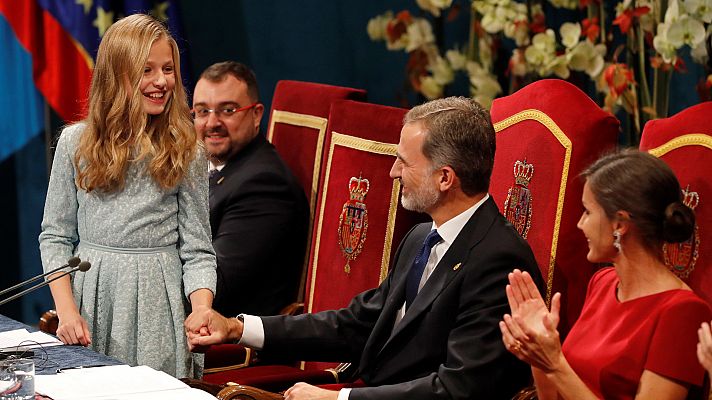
xmin=404 ymin=96 xmax=496 ymax=195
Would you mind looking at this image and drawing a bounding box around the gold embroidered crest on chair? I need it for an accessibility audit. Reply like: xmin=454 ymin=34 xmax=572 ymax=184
xmin=265 ymin=80 xmax=368 ymax=306
xmin=503 ymin=159 xmax=535 ymax=239
xmin=639 ymin=101 xmax=712 ymax=305
xmin=489 ymin=79 xmax=620 ymax=335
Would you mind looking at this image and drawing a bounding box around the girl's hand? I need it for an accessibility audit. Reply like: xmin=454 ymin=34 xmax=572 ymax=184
xmin=56 ymin=310 xmax=92 ymax=346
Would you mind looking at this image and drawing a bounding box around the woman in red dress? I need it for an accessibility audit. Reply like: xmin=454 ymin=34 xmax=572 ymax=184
xmin=500 ymin=150 xmax=711 ymax=400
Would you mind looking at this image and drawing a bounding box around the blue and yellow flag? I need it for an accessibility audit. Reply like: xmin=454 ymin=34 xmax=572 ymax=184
xmin=0 ymin=0 xmax=187 ymax=161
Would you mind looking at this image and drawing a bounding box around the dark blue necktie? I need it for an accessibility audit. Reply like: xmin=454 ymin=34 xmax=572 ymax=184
xmin=405 ymin=229 xmax=442 ymax=309
xmin=209 ymin=169 xmax=219 ymax=180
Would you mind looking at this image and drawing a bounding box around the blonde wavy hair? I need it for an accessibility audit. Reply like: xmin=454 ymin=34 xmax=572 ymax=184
xmin=74 ymin=13 xmax=196 ymax=192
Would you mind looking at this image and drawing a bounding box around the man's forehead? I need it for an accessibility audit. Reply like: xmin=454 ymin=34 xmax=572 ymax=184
xmin=193 ymin=77 xmax=249 ymax=105
xmin=397 ymin=122 xmax=428 ymax=161
xmin=400 ymin=121 xmax=427 ymax=142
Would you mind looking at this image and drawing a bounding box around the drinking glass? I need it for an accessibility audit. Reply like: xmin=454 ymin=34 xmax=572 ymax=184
xmin=0 ymin=358 xmax=34 ymax=400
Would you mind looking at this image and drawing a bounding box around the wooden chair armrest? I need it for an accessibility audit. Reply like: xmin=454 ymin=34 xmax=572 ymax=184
xmin=180 ymin=378 xmax=226 ymax=396
xmin=217 ymin=384 xmax=284 ymax=400
xmin=278 ymin=302 xmax=304 ymax=316
xmin=39 ymin=309 xmax=58 ymax=335
xmin=511 ymin=385 xmax=537 ymax=400
xmin=326 ymin=362 xmax=356 ymax=384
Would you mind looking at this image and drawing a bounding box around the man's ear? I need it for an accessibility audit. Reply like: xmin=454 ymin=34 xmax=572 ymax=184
xmin=253 ymin=103 xmax=265 ymax=130
xmin=437 ymin=165 xmax=457 ymax=191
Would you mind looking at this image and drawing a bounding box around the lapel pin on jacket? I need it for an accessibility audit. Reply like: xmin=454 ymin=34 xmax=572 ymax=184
xmin=453 ymin=263 xmax=461 ymax=271
xmin=217 ymin=177 xmax=225 ymax=185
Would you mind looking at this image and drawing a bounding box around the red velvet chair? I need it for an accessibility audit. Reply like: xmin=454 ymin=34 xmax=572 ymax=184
xmin=489 ymin=79 xmax=620 ymax=336
xmin=203 ymin=82 xmax=367 ymax=376
xmin=266 ymin=80 xmax=367 ymax=307
xmin=267 ymin=80 xmax=367 ymax=222
xmin=301 ymin=100 xmax=427 ymax=372
xmin=202 ymin=100 xmax=427 ymax=391
xmin=639 ymin=102 xmax=712 ymax=305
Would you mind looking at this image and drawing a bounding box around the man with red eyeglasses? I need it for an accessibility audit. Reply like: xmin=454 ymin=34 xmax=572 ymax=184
xmin=192 ymin=61 xmax=308 ymax=317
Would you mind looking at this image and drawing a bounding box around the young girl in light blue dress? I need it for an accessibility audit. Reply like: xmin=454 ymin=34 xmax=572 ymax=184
xmin=39 ymin=14 xmax=216 ymax=378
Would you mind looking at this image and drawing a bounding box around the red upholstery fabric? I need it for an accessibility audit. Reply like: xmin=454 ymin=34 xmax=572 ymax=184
xmin=489 ymin=79 xmax=619 ymax=335
xmin=204 ymin=344 xmax=251 ymax=371
xmin=639 ymin=101 xmax=712 ymax=305
xmin=205 ymin=83 xmax=366 ymax=374
xmin=267 ymin=80 xmax=367 ymax=212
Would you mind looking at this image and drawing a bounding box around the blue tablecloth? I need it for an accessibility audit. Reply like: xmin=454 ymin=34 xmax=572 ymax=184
xmin=0 ymin=314 xmax=123 ymax=375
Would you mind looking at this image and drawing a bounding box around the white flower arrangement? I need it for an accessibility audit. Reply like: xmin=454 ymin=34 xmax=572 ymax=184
xmin=367 ymin=0 xmax=712 ymax=133
xmin=416 ymin=0 xmax=455 ymax=17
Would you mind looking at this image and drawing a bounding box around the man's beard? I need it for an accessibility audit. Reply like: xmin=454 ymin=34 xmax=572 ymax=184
xmin=202 ymin=127 xmax=230 ymax=163
xmin=400 ymin=179 xmax=440 ymax=213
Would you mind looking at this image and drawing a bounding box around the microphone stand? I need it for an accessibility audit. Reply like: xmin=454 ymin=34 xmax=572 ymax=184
xmin=0 ymin=257 xmax=81 ymax=297
xmin=0 ymin=262 xmax=91 ymax=307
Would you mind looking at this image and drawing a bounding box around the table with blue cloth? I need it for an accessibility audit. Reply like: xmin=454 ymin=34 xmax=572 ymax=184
xmin=0 ymin=313 xmax=123 ymax=374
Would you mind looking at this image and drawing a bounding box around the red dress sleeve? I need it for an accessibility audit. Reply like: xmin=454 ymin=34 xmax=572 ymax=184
xmin=645 ymin=295 xmax=712 ymax=386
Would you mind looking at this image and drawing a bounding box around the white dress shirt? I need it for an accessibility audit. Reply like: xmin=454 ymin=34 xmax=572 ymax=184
xmin=209 ymin=161 xmax=225 ymax=172
xmin=239 ymin=194 xmax=490 ymax=400
xmin=393 ymin=194 xmax=488 ymax=325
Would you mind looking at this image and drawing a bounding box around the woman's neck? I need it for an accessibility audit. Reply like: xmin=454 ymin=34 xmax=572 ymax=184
xmin=613 ymin=242 xmax=684 ymax=302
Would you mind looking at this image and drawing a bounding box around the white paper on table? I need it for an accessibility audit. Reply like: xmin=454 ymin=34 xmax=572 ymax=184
xmin=0 ymin=328 xmax=63 ymax=349
xmin=91 ymin=388 xmax=217 ymax=399
xmin=35 ymin=365 xmax=206 ymax=400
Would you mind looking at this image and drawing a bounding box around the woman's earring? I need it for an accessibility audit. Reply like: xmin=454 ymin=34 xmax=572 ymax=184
xmin=613 ymin=231 xmax=622 ymax=252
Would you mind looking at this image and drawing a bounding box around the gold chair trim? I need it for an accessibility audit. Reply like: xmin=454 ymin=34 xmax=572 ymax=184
xmin=324 ymin=368 xmax=340 ymax=383
xmin=383 ymin=180 xmax=402 ymax=282
xmin=646 ymin=133 xmax=712 ymax=157
xmin=308 ymin=132 xmax=398 ymax=313
xmin=647 ymin=134 xmax=711 ymax=284
xmin=267 ymin=110 xmax=329 ymax=302
xmin=203 ymin=348 xmax=253 ymax=374
xmin=267 ymin=110 xmax=329 ymax=222
xmin=493 ymin=109 xmax=573 ymax=305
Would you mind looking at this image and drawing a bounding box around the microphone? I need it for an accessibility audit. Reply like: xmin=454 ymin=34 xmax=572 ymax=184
xmin=0 ymin=261 xmax=92 ymax=307
xmin=0 ymin=257 xmax=81 ymax=297
xmin=76 ymin=261 xmax=91 ymax=272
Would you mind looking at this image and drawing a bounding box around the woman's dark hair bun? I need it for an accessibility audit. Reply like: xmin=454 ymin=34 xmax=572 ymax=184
xmin=662 ymin=201 xmax=695 ymax=243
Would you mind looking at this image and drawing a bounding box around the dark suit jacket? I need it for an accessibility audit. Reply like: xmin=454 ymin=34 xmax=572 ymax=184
xmin=210 ymin=134 xmax=309 ymax=317
xmin=260 ymin=197 xmax=542 ymax=400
